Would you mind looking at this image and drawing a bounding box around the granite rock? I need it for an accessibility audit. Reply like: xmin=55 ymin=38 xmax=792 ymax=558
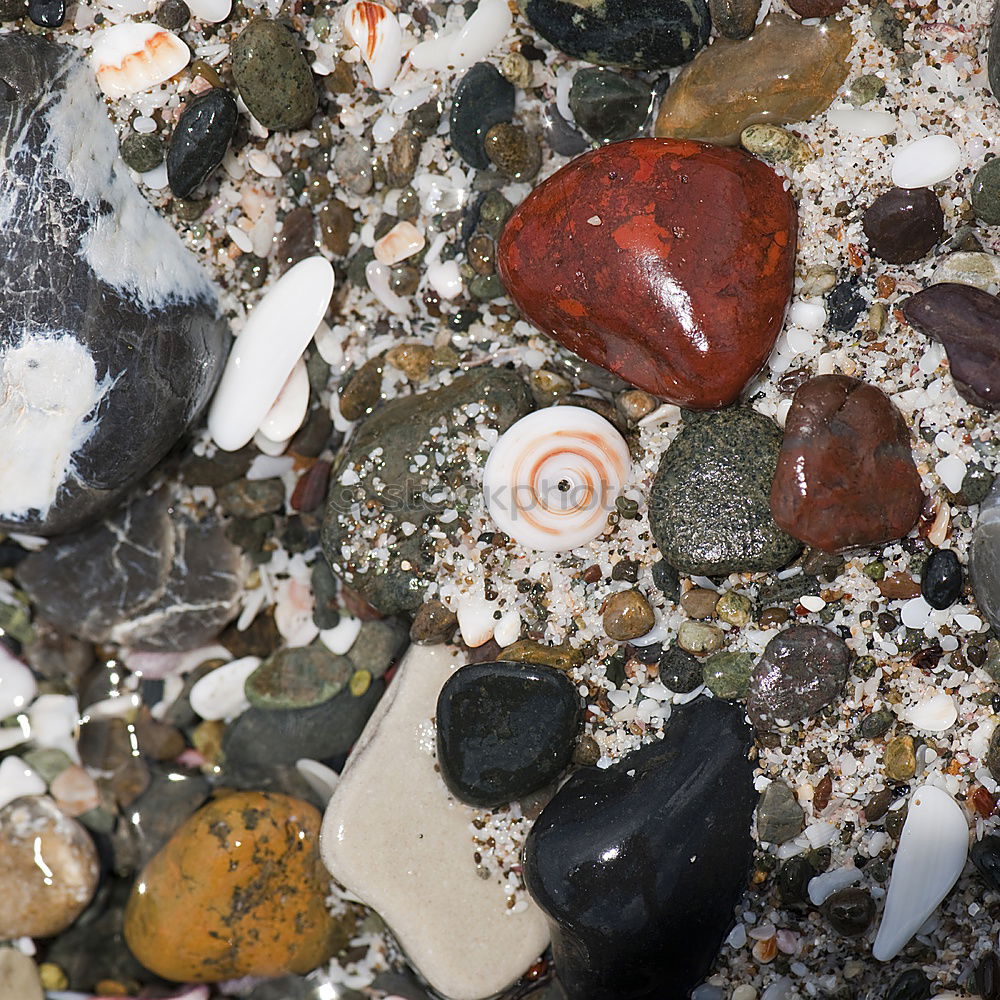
xmin=522 ymin=697 xmax=756 ymax=1000
xmin=17 ymin=486 xmax=247 ymax=652
xmin=0 ymin=34 xmax=228 ymax=535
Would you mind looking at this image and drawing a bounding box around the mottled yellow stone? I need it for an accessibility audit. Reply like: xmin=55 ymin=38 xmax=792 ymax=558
xmin=124 ymin=791 xmax=352 ymax=982
xmin=654 ymin=14 xmax=853 ymax=145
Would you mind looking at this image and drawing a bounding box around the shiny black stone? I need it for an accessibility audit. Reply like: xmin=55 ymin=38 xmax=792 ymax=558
xmin=27 ymin=0 xmax=63 ymax=27
xmin=542 ymin=102 xmax=589 ymax=157
xmin=821 ymin=886 xmax=875 ymax=936
xmin=920 ymin=547 xmax=962 ymax=609
xmin=885 ymin=969 xmax=933 ymax=1000
xmin=658 ymin=643 xmax=702 ymax=693
xmin=449 ymin=63 xmax=515 ymax=169
xmin=523 ymin=697 xmax=756 ymax=1000
xmin=977 ymin=953 xmax=1000 ymax=1000
xmin=167 ymin=88 xmax=239 ymax=198
xmin=972 ymin=833 xmax=1000 ymax=891
xmin=826 ymin=276 xmax=868 ymax=334
xmin=862 ymin=187 xmax=944 ymax=264
xmin=436 ymin=661 xmax=582 ymax=808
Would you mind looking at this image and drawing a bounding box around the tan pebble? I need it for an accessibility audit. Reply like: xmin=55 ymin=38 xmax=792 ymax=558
xmin=0 ymin=949 xmax=43 ymax=1000
xmin=740 ymin=123 xmax=812 ymax=166
xmin=50 ymin=765 xmax=101 ymax=817
xmin=677 ymin=621 xmax=724 ymax=655
xmin=603 ymin=590 xmax=655 ymax=642
xmin=680 ymin=587 xmax=718 ymax=619
xmin=386 ymin=342 xmax=434 ymax=381
xmin=616 ymin=389 xmax=658 ymax=422
xmin=37 ymin=962 xmax=68 ymax=991
xmin=800 ymin=263 xmax=837 ymax=297
xmin=410 ymin=600 xmax=458 ymax=644
xmin=884 ymin=734 xmax=916 ymax=781
xmin=868 ymin=302 xmax=888 ymax=333
xmin=716 ymin=590 xmax=753 ymax=626
xmin=499 ymin=51 xmax=533 ymax=88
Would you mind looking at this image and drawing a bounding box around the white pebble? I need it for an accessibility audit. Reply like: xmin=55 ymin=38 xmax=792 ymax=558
xmin=29 ymin=694 xmax=79 ymax=759
xmin=186 ymin=0 xmax=231 ymax=21
xmin=905 ymin=692 xmax=957 ymax=732
xmin=188 ymin=656 xmax=259 ymax=722
xmin=253 ymin=430 xmax=291 ymax=456
xmin=247 ymin=150 xmax=282 ymax=178
xmin=935 ymin=454 xmax=967 ymax=494
xmin=808 ymin=866 xmax=862 ymax=905
xmin=319 ymin=616 xmax=363 ymax=655
xmin=258 ymin=357 xmax=309 ymax=442
xmin=410 ymin=0 xmax=512 ymax=71
xmin=343 ymin=0 xmax=402 ymax=90
xmin=374 ymin=221 xmax=426 ymax=265
xmin=0 ymin=756 xmax=45 ymax=810
xmin=891 ymin=135 xmax=962 ymax=188
xmin=92 ymin=23 xmax=190 ymax=99
xmin=901 ymin=596 xmax=933 ymax=629
xmin=493 ymin=609 xmax=521 ymax=647
xmin=826 ymin=107 xmax=896 ymax=139
xmin=726 ymin=923 xmax=747 ymax=949
xmin=456 ymin=595 xmax=497 ymax=647
xmin=208 ymin=256 xmax=335 ymax=451
xmin=0 ymin=648 xmax=36 ymax=719
xmin=132 ymin=116 xmax=157 ymax=134
xmin=426 ymin=259 xmax=463 ymax=300
xmin=786 ymin=300 xmax=827 ymax=330
xmin=800 ymin=595 xmax=825 ymax=612
xmin=955 ymin=613 xmax=983 ymax=631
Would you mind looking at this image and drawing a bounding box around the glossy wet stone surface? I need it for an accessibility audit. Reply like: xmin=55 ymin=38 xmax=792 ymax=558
xmin=167 ymin=87 xmax=239 ymax=198
xmin=449 ymin=63 xmax=515 ymax=169
xmin=970 ymin=481 xmax=1000 ymax=634
xmin=901 ymin=282 xmax=1000 ymax=409
xmin=708 ymin=0 xmax=760 ymax=39
xmin=436 ymin=661 xmax=582 ymax=808
xmin=863 ymin=187 xmax=944 ymax=264
xmin=0 ymin=35 xmax=228 ymax=535
xmin=523 ymin=697 xmax=756 ymax=1000
xmin=649 ymin=408 xmax=802 ymax=575
xmin=568 ymin=68 xmax=651 ymax=142
xmin=654 ymin=14 xmax=853 ymax=145
xmin=771 ymin=375 xmax=923 ymax=552
xmin=921 ymin=548 xmax=963 ymax=609
xmin=124 ymin=791 xmax=349 ymax=982
xmin=756 ymin=779 xmax=804 ymax=844
xmin=498 ymin=139 xmax=796 ymax=408
xmin=521 ymin=0 xmax=710 ymax=70
xmin=747 ymin=624 xmax=851 ymax=730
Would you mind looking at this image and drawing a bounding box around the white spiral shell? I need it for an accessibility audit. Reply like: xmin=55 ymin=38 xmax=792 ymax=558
xmin=483 ymin=407 xmax=631 ymax=552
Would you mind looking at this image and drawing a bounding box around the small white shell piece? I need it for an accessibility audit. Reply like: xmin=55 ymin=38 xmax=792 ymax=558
xmin=410 ymin=0 xmax=512 ymax=72
xmin=891 ymin=134 xmax=962 ymax=189
xmin=904 ymin=692 xmax=958 ymax=732
xmin=343 ymin=0 xmax=402 ymax=90
xmin=258 ymin=357 xmax=310 ymax=442
xmin=872 ymin=784 xmax=969 ymax=961
xmin=92 ymin=23 xmax=190 ymax=99
xmin=208 ymin=256 xmax=334 ymax=451
xmin=483 ymin=406 xmax=631 ymax=552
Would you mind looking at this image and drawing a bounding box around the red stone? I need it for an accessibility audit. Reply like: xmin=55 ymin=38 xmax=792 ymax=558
xmin=497 ymin=138 xmax=796 ymax=409
xmin=770 ymin=375 xmax=923 ymax=552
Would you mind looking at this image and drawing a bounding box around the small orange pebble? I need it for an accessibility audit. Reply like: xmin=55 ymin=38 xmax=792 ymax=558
xmin=970 ymin=785 xmax=997 ymax=818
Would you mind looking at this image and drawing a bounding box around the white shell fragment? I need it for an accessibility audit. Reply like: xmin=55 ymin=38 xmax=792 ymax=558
xmin=92 ymin=24 xmax=190 ymax=99
xmin=905 ymin=692 xmax=958 ymax=732
xmin=185 ymin=0 xmax=231 ymax=21
xmin=872 ymin=784 xmax=968 ymax=961
xmin=0 ymin=756 xmax=45 ymax=810
xmin=826 ymin=107 xmax=896 ymax=139
xmin=258 ymin=357 xmax=309 ymax=442
xmin=208 ymin=255 xmax=335 ymax=451
xmin=343 ymin=0 xmax=402 ymax=90
xmin=0 ymin=647 xmax=36 ymax=719
xmin=410 ymin=0 xmax=513 ymax=72
xmin=320 ymin=645 xmax=549 ymax=1000
xmin=188 ymin=656 xmax=260 ymax=722
xmin=374 ymin=221 xmax=426 ymax=265
xmin=483 ymin=407 xmax=631 ymax=552
xmin=891 ymin=134 xmax=962 ymax=189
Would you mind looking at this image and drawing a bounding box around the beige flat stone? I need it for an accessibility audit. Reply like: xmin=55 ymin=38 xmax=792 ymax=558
xmin=320 ymin=644 xmax=549 ymax=1000
xmin=0 ymin=949 xmax=43 ymax=1000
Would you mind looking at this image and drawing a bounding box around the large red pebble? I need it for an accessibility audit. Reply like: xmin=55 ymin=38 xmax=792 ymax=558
xmin=770 ymin=375 xmax=923 ymax=552
xmin=497 ymin=137 xmax=797 ymax=408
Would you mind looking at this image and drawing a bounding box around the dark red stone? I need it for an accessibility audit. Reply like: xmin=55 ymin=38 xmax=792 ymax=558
xmin=862 ymin=187 xmax=944 ymax=264
xmin=787 ymin=0 xmax=844 ymax=15
xmin=901 ymin=282 xmax=1000 ymax=409
xmin=497 ymin=137 xmax=797 ymax=409
xmin=770 ymin=375 xmax=923 ymax=552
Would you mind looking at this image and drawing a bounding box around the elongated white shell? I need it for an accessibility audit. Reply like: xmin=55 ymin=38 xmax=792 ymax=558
xmin=208 ymin=255 xmax=334 ymax=451
xmin=483 ymin=406 xmax=630 ymax=552
xmin=92 ymin=23 xmax=190 ymax=99
xmin=891 ymin=134 xmax=962 ymax=189
xmin=343 ymin=0 xmax=402 ymax=90
xmin=410 ymin=0 xmax=512 ymax=71
xmin=872 ymin=784 xmax=968 ymax=961
xmin=258 ymin=357 xmax=309 ymax=442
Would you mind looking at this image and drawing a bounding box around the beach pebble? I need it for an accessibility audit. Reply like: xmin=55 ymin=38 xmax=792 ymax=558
xmin=0 ymin=949 xmax=43 ymax=1000
xmin=826 ymin=107 xmax=896 ymax=138
xmin=756 ymin=780 xmax=805 ymax=844
xmin=448 ymin=63 xmax=515 ymax=169
xmin=436 ymin=661 xmax=582 ymax=807
xmin=0 ymin=795 xmax=99 ymax=939
xmin=0 ymin=647 xmax=36 ymax=719
xmin=569 ymin=68 xmax=651 ymax=143
xmin=891 ymin=135 xmax=962 ymax=189
xmin=320 ymin=645 xmax=550 ymax=999
xmin=188 ymin=656 xmax=259 ymax=721
xmin=209 ymin=256 xmax=334 ymax=451
xmin=921 ymin=549 xmax=962 ymax=609
xmin=167 ymin=88 xmax=238 ymax=198
xmin=92 ymin=23 xmax=190 ymax=98
xmin=185 ymin=0 xmax=229 ymax=21
xmin=972 ymin=158 xmax=1000 ymax=225
xmin=863 ymin=188 xmax=944 ymax=264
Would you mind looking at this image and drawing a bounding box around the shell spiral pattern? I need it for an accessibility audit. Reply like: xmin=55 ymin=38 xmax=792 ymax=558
xmin=483 ymin=406 xmax=631 ymax=552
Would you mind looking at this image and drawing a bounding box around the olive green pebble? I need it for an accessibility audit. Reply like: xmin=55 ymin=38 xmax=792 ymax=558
xmin=231 ymin=18 xmax=317 ymax=131
xmin=959 ymin=464 xmax=993 ymax=505
xmin=483 ymin=122 xmax=541 ymax=181
xmin=677 ymin=620 xmax=723 ymax=655
xmin=716 ymin=591 xmax=752 ymax=626
xmin=973 ymin=159 xmax=1000 ymax=226
xmin=846 ymin=73 xmax=887 ymax=106
xmin=477 ymin=190 xmax=513 ymax=238
xmin=740 ymin=124 xmax=810 ymax=167
xmin=859 ymin=708 xmax=894 ymax=738
xmin=883 ymin=734 xmax=916 ymax=781
xmin=572 ymin=735 xmax=601 ymax=766
xmin=702 ymin=650 xmax=753 ymax=700
xmin=501 ymin=639 xmax=585 ymax=672
xmin=120 ymin=132 xmax=164 ymax=173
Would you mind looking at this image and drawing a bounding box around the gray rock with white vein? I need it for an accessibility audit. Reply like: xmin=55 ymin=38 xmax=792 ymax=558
xmin=17 ymin=486 xmax=248 ymax=652
xmin=0 ymin=34 xmax=228 ymax=535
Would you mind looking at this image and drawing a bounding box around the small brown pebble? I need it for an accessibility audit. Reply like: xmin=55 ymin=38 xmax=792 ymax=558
xmin=572 ymin=735 xmax=601 ymax=766
xmin=863 ymin=787 xmax=894 ymax=822
xmin=483 ymin=122 xmax=541 ymax=181
xmin=340 ymin=357 xmax=384 ymax=421
xmin=970 ymin=785 xmax=998 ymax=818
xmin=410 ymin=600 xmax=458 ymax=644
xmin=616 ymin=389 xmax=657 ymax=422
xmin=582 ymin=564 xmax=602 ymax=584
xmin=50 ymin=765 xmax=101 ymax=817
xmin=758 ymin=606 xmax=790 ymax=628
xmin=680 ymin=587 xmax=718 ymax=619
xmin=385 ymin=342 xmax=434 ymax=381
xmin=883 ymin=734 xmax=916 ymax=781
xmin=134 ymin=706 xmax=185 ymax=761
xmin=878 ymin=572 xmax=921 ymax=599
xmin=291 ymin=460 xmax=332 ymax=513
xmin=603 ymin=589 xmax=655 ymax=641
xmin=813 ymin=774 xmax=833 ymax=814
xmin=319 ymin=199 xmax=355 ymax=256
xmin=502 ymin=639 xmax=584 ymax=671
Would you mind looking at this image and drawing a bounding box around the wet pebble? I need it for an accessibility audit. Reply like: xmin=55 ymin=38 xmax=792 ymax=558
xmin=747 ymin=625 xmax=850 ymax=730
xmin=217 ymin=477 xmax=285 ymax=517
xmin=436 ymin=661 xmax=582 ymax=807
xmin=677 ymin=620 xmax=724 ymax=654
xmin=884 ymin=734 xmax=916 ymax=781
xmin=973 ymin=158 xmax=1000 ymax=225
xmin=846 ymin=73 xmax=887 ymax=106
xmin=156 ymin=0 xmax=189 ymax=28
xmin=603 ymin=589 xmax=655 ymax=641
xmin=484 ymin=122 xmax=541 ymax=180
xmin=920 ymin=548 xmax=962 ymax=609
xmin=246 ymin=646 xmax=354 ymax=709
xmin=568 ymin=68 xmax=651 ymax=143
xmin=708 ymin=0 xmax=760 ymax=39
xmin=756 ymin=779 xmax=804 ymax=844
xmin=542 ymin=102 xmax=589 ymax=156
xmin=449 ymin=62 xmax=515 ymax=169
xmin=863 ymin=187 xmax=944 ymax=264
xmin=28 ymin=0 xmax=64 ymax=27
xmin=658 ymin=643 xmax=702 ymax=693
xmin=275 ymin=206 xmax=318 ymax=273
xmin=167 ymin=87 xmax=238 ymax=198
xmin=120 ymin=131 xmax=164 ymax=173
xmin=740 ymin=123 xmax=810 ymax=166
xmin=232 ymin=18 xmax=317 ymax=130
xmin=822 ymin=886 xmax=875 ymax=936
xmin=702 ymin=650 xmax=753 ymax=700
xmin=0 ymin=949 xmax=43 ymax=1000
xmin=871 ymin=0 xmax=904 ymax=48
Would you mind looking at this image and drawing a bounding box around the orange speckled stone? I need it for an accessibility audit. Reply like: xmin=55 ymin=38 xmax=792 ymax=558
xmin=497 ymin=138 xmax=796 ymax=409
xmin=123 ymin=791 xmax=350 ymax=982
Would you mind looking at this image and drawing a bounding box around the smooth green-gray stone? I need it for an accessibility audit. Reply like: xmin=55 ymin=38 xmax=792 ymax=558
xmin=973 ymin=159 xmax=1000 ymax=226
xmin=120 ymin=132 xmax=164 ymax=173
xmin=756 ymin=779 xmax=805 ymax=844
xmin=649 ymin=408 xmax=802 ymax=575
xmin=322 ymin=368 xmax=533 ymax=614
xmin=231 ymin=18 xmax=317 ymax=130
xmin=707 ymin=0 xmax=760 ymax=38
xmin=347 ymin=618 xmax=409 ymax=678
xmin=702 ymin=650 xmax=753 ymax=700
xmin=568 ymin=68 xmax=651 ymax=143
xmin=847 ymin=73 xmax=887 ymax=106
xmin=245 ymin=646 xmax=354 ymax=709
